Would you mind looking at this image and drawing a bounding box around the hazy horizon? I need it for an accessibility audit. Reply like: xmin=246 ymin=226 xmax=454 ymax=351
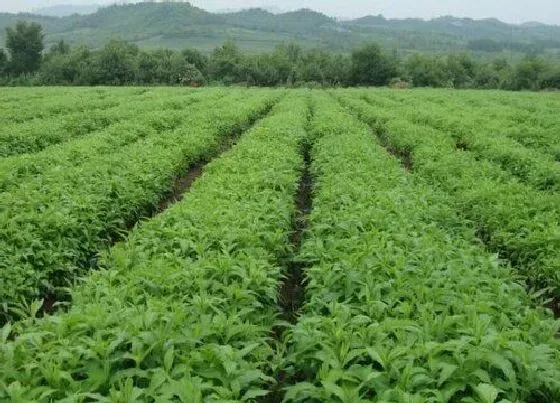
xmin=1 ymin=0 xmax=559 ymax=25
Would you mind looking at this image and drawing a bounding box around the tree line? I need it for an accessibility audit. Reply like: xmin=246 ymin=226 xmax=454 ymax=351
xmin=1 ymin=21 xmax=559 ymax=90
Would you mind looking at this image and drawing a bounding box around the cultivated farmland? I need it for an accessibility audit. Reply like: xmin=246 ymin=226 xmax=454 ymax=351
xmin=0 ymin=87 xmax=559 ymax=402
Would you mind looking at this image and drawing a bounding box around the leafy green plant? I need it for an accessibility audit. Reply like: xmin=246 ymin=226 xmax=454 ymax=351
xmin=1 ymin=87 xmax=559 ymax=402
xmin=0 ymin=89 xmax=209 ymax=157
xmin=336 ymin=89 xmax=560 ymax=302
xmin=0 ymin=88 xmax=281 ymax=320
xmin=282 ymin=93 xmax=560 ymax=402
xmin=0 ymin=92 xmax=310 ymax=400
xmin=361 ymin=89 xmax=560 ymax=191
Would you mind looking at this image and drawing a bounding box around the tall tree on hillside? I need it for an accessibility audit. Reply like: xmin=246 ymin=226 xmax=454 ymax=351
xmin=5 ymin=22 xmax=44 ymax=75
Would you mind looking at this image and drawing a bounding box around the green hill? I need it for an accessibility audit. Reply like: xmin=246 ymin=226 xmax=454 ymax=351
xmin=32 ymin=4 xmax=102 ymax=17
xmin=1 ymin=2 xmax=560 ymax=56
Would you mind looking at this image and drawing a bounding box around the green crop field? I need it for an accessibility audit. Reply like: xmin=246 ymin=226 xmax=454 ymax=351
xmin=0 ymin=87 xmax=559 ymax=401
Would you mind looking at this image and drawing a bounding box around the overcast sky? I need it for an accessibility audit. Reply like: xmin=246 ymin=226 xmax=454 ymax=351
xmin=2 ymin=0 xmax=559 ymax=25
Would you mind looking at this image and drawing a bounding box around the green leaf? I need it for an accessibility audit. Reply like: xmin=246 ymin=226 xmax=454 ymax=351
xmin=30 ymin=299 xmax=44 ymax=318
xmin=164 ymin=346 xmax=174 ymax=372
xmin=474 ymin=383 xmax=501 ymax=403
xmin=242 ymin=388 xmax=269 ymax=401
xmin=1 ymin=323 xmax=12 ymax=344
xmin=283 ymin=382 xmax=318 ymax=402
xmin=321 ymin=380 xmax=345 ymax=400
xmin=365 ymin=347 xmax=385 ymax=368
xmin=437 ymin=363 xmax=458 ymax=387
xmin=484 ymin=352 xmax=516 ymax=384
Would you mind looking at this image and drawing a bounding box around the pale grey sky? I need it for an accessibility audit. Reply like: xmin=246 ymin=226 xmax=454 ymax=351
xmin=1 ymin=0 xmax=559 ymax=25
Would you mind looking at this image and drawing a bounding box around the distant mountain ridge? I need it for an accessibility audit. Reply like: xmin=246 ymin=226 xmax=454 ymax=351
xmin=0 ymin=2 xmax=559 ymax=56
xmin=214 ymin=6 xmax=288 ymax=15
xmin=32 ymin=4 xmax=103 ymax=17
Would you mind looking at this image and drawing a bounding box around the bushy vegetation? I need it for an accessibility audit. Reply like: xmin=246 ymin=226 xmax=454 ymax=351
xmin=1 ymin=20 xmax=560 ymax=90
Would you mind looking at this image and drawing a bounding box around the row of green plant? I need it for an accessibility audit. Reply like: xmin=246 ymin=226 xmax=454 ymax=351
xmin=383 ymin=87 xmax=560 ymax=119
xmin=281 ymin=93 xmax=560 ymax=401
xmin=356 ymin=90 xmax=560 ymax=191
xmin=336 ymin=92 xmax=560 ymax=305
xmin=0 ymin=89 xmax=280 ymax=321
xmin=0 ymin=92 xmax=118 ymax=125
xmin=0 ymin=87 xmax=148 ymax=124
xmin=0 ymin=90 xmax=203 ymax=157
xmin=381 ymin=89 xmax=560 ymax=160
xmin=0 ymin=92 xmax=310 ymax=401
xmin=0 ymin=89 xmax=224 ymax=194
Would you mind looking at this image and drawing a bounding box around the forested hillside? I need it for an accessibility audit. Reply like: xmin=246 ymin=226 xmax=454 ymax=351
xmin=1 ymin=2 xmax=560 ymax=56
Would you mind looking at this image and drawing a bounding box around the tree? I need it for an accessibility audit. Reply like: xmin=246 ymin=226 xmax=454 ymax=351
xmin=66 ymin=46 xmax=95 ymax=85
xmin=5 ymin=21 xmax=44 ymax=75
xmin=0 ymin=49 xmax=7 ymax=75
xmin=39 ymin=45 xmax=93 ymax=85
xmin=244 ymin=54 xmax=281 ymax=87
xmin=208 ymin=41 xmax=244 ymax=84
xmin=181 ymin=48 xmax=208 ymax=74
xmin=350 ymin=42 xmax=397 ymax=86
xmin=446 ymin=53 xmax=476 ymax=88
xmin=540 ymin=66 xmax=560 ymax=89
xmin=96 ymin=40 xmax=138 ymax=85
xmin=313 ymin=52 xmax=351 ymax=86
xmin=136 ymin=51 xmax=159 ymax=84
xmin=39 ymin=53 xmax=72 ymax=84
xmin=473 ymin=63 xmax=501 ymax=89
xmin=175 ymin=63 xmax=204 ymax=86
xmin=270 ymin=43 xmax=301 ymax=85
xmin=50 ymin=40 xmax=70 ymax=55
xmin=151 ymin=49 xmax=175 ymax=83
xmin=404 ymin=53 xmax=448 ymax=87
xmin=511 ymin=55 xmax=547 ymax=90
xmin=298 ymin=49 xmax=327 ymax=84
xmin=169 ymin=52 xmax=203 ymax=85
xmin=283 ymin=43 xmax=303 ymax=64
xmin=491 ymin=58 xmax=507 ymax=71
